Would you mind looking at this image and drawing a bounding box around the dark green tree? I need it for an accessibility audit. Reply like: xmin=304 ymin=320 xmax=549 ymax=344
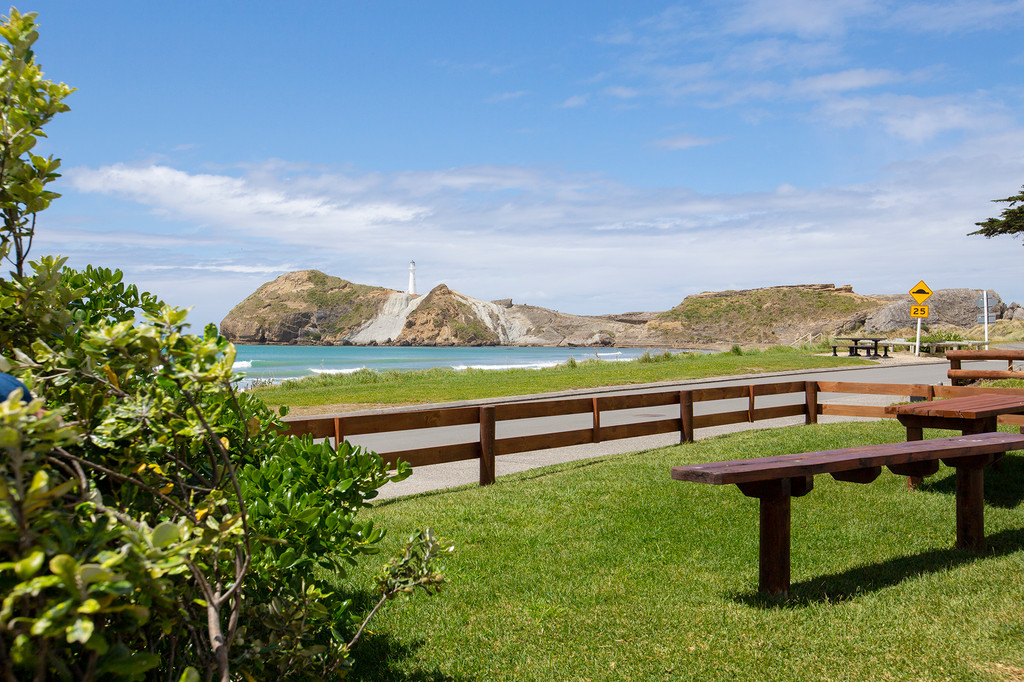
xmin=969 ymin=185 xmax=1024 ymax=244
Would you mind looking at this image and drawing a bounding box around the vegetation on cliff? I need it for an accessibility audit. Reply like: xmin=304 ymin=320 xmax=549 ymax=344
xmin=400 ymin=284 xmax=501 ymax=345
xmin=651 ymin=285 xmax=884 ymax=344
xmin=220 ymin=270 xmax=394 ymax=343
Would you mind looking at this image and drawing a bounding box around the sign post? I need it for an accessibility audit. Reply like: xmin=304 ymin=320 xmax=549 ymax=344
xmin=909 ymin=281 xmax=933 ymax=356
xmin=974 ymin=291 xmax=990 ymax=350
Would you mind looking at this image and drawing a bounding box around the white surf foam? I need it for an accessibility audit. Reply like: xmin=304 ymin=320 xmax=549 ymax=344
xmin=452 ymin=361 xmax=561 ymax=371
xmin=309 ymin=367 xmax=369 ymax=375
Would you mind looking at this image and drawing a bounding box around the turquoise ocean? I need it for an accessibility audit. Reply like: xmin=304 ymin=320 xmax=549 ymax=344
xmin=231 ymin=345 xmax=685 ymax=384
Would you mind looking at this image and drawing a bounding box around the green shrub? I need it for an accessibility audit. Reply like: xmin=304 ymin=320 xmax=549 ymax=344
xmin=0 ymin=12 xmax=450 ymax=679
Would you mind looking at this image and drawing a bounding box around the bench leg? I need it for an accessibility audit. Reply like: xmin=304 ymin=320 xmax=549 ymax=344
xmin=759 ymin=489 xmax=790 ymax=596
xmin=738 ymin=479 xmax=800 ymax=597
xmin=954 ymin=464 xmax=987 ymax=552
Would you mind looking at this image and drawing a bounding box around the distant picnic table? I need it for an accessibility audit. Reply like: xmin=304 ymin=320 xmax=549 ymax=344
xmin=832 ymin=337 xmax=888 ymax=358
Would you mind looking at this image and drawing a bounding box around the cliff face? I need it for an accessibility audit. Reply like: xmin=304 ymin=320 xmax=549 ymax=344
xmin=219 ymin=270 xmax=395 ymax=344
xmin=220 ymin=274 xmax=1013 ymax=347
xmin=219 ymin=270 xmax=679 ymax=347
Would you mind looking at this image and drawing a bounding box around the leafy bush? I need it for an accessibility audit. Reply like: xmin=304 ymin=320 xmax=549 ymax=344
xmin=0 ymin=10 xmax=449 ymax=680
xmin=920 ymin=329 xmax=964 ymax=343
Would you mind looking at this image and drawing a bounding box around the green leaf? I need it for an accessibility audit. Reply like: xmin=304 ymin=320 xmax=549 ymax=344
xmin=178 ymin=668 xmax=201 ymax=682
xmin=14 ymin=550 xmax=44 ymax=580
xmin=66 ymin=616 xmax=94 ymax=644
xmin=151 ymin=521 xmax=180 ymax=548
xmin=49 ymin=554 xmax=77 ymax=586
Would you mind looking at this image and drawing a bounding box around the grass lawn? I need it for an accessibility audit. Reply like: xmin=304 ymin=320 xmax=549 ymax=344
xmin=345 ymin=420 xmax=1024 ymax=681
xmin=253 ymin=346 xmax=872 ymax=412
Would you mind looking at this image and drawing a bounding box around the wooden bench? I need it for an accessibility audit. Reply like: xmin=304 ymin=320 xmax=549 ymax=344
xmin=671 ymin=432 xmax=1024 ymax=597
xmin=947 ymin=349 xmax=1024 ymax=386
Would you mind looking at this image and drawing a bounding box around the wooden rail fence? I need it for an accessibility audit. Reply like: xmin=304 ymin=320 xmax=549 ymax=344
xmin=282 ymin=380 xmax=1024 ymax=486
xmin=947 ymin=349 xmax=1024 ymax=385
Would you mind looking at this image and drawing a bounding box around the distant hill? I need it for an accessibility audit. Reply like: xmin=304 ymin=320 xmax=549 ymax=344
xmin=219 ymin=270 xmax=678 ymax=347
xmin=651 ymin=284 xmax=885 ymax=344
xmin=219 ymin=272 xmax=1018 ymax=347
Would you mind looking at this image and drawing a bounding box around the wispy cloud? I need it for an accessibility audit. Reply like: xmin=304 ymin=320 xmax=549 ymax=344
xmin=652 ymin=133 xmax=724 ymax=150
xmin=888 ymin=0 xmax=1024 ymax=33
xmin=726 ymin=0 xmax=882 ymax=37
xmin=486 ymin=90 xmax=528 ymax=103
xmin=816 ymin=92 xmax=1012 ymax=141
xmin=792 ymin=68 xmax=904 ymax=96
xmin=68 ymin=164 xmax=430 ymax=240
xmin=560 ymin=94 xmax=589 ymax=108
xmin=605 ymin=85 xmax=640 ymax=99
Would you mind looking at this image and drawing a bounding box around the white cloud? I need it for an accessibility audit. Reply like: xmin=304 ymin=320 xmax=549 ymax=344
xmin=727 ymin=0 xmax=882 ymax=37
xmin=605 ymin=85 xmax=640 ymax=99
xmin=792 ymin=68 xmax=903 ymax=96
xmin=653 ymin=134 xmax=724 ymax=150
xmin=560 ymin=94 xmax=589 ymax=108
xmin=59 ymin=123 xmax=1024 ymax=329
xmin=67 ymin=164 xmax=430 ymax=241
xmin=486 ymin=90 xmax=528 ymax=102
xmin=816 ymin=93 xmax=1012 ymax=141
xmin=888 ymin=0 xmax=1024 ymax=33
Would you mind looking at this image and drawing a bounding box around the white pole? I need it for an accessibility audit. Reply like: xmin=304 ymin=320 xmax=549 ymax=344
xmin=915 ymin=317 xmax=922 ymax=357
xmin=983 ymin=289 xmax=989 ymax=350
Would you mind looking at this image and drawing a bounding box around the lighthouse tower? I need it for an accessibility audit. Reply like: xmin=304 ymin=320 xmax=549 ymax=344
xmin=408 ymin=260 xmax=417 ymax=296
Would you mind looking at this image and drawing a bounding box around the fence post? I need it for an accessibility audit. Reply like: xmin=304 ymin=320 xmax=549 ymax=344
xmin=333 ymin=417 xmax=343 ymax=448
xmin=479 ymin=406 xmax=496 ymax=486
xmin=805 ymin=381 xmax=818 ymax=425
xmin=748 ymin=385 xmax=756 ymax=423
xmin=680 ymin=391 xmax=694 ymax=443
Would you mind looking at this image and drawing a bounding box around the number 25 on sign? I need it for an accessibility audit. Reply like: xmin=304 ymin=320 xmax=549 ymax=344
xmin=910 ymin=305 xmax=929 ymax=318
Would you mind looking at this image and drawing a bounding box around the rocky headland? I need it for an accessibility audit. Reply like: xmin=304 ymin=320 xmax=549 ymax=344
xmin=219 ymin=270 xmax=1022 ymax=348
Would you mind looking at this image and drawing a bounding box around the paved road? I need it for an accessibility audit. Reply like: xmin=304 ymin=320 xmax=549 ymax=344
xmin=352 ymin=354 xmax=1016 ymax=500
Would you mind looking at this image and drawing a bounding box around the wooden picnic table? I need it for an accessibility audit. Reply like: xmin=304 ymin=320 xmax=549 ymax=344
xmin=887 ymin=393 xmax=1024 ymax=487
xmin=833 ymin=337 xmax=888 ymax=358
xmin=888 ymin=393 xmax=1024 ymax=438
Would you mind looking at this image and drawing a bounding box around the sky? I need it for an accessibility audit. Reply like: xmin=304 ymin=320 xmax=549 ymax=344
xmin=19 ymin=0 xmax=1024 ymax=329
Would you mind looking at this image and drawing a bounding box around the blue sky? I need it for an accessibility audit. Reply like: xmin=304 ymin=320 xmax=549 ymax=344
xmin=23 ymin=1 xmax=1024 ymax=328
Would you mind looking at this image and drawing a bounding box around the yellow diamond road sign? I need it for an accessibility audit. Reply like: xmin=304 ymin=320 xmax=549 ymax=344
xmin=910 ymin=280 xmax=932 ymax=305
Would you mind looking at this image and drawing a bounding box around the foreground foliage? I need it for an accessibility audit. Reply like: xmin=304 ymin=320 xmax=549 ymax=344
xmin=350 ymin=420 xmax=1024 ymax=681
xmin=0 ymin=10 xmax=449 ymax=680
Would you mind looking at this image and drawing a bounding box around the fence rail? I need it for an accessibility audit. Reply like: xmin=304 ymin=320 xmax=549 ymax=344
xmin=281 ymin=380 xmax=1024 ymax=486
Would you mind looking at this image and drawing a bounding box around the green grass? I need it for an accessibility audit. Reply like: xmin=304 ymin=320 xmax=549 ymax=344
xmin=254 ymin=346 xmax=871 ymax=410
xmin=345 ymin=420 xmax=1024 ymax=681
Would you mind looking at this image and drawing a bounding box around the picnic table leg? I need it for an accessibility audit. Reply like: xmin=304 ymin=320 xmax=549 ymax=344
xmin=905 ymin=425 xmax=924 ymax=489
xmin=963 ymin=418 xmax=1002 ymax=471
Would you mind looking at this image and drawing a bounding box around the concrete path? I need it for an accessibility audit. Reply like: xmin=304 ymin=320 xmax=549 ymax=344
xmin=370 ymin=355 xmax=967 ymax=500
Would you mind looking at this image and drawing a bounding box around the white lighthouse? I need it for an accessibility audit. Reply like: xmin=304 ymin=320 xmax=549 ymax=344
xmin=408 ymin=260 xmax=417 ymax=296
